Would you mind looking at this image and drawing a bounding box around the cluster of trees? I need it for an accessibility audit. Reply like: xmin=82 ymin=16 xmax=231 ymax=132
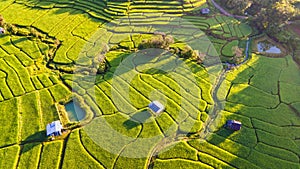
xmin=220 ymin=0 xmax=300 ymax=50
xmin=221 ymin=0 xmax=296 ymax=34
xmin=138 ymin=34 xmax=202 ymax=62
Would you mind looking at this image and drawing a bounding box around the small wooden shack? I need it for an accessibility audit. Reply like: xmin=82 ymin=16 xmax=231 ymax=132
xmin=149 ymin=101 xmax=165 ymax=115
xmin=201 ymin=8 xmax=210 ymax=15
xmin=46 ymin=120 xmax=63 ymax=137
xmin=224 ymin=120 xmax=242 ymax=131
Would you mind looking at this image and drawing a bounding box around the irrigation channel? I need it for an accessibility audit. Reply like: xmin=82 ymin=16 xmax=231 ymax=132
xmin=147 ymin=38 xmax=252 ymax=168
xmin=199 ymin=37 xmax=252 ymax=139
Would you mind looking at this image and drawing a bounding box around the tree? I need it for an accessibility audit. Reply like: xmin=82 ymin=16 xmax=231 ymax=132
xmin=248 ymin=0 xmax=295 ymax=33
xmin=223 ymin=0 xmax=251 ymax=15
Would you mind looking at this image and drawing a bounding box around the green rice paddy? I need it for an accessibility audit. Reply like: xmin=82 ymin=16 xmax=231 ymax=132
xmin=0 ymin=0 xmax=299 ymax=168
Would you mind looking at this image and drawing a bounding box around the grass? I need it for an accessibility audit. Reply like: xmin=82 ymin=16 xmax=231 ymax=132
xmin=0 ymin=1 xmax=299 ymax=169
xmin=18 ymin=143 xmax=42 ymax=169
xmin=155 ymin=112 xmax=178 ymax=137
xmin=4 ymin=55 xmax=35 ymax=93
xmin=158 ymin=141 xmax=198 ymax=160
xmin=0 ymin=78 xmax=14 ymax=99
xmin=227 ymin=83 xmax=280 ymax=108
xmin=254 ymin=143 xmax=299 ymax=163
xmin=31 ymin=76 xmax=44 ymax=90
xmin=207 ymin=133 xmax=251 ymax=158
xmin=0 ymin=59 xmax=25 ymax=96
xmin=89 ymin=86 xmax=117 ymax=115
xmin=20 ymin=92 xmax=43 ymax=141
xmin=39 ymin=141 xmax=63 ymax=169
xmin=39 ymin=89 xmax=59 ymax=126
xmin=48 ymin=84 xmax=71 ymax=102
xmin=222 ymin=40 xmax=239 ymax=57
xmin=188 ymin=139 xmax=260 ymax=169
xmin=256 ymin=130 xmax=299 ymax=155
xmin=37 ymin=74 xmax=53 ymax=88
xmin=0 ymin=99 xmax=18 ymax=146
xmin=153 ymin=159 xmax=213 ymax=169
xmin=0 ymin=145 xmax=19 ymax=169
xmin=80 ymin=129 xmax=118 ymax=169
xmin=198 ymin=152 xmax=235 ymax=169
xmin=280 ymin=82 xmax=300 ymax=103
xmin=62 ymin=130 xmax=104 ymax=169
xmin=11 ymin=36 xmax=42 ymax=59
xmin=247 ymin=149 xmax=300 ymax=169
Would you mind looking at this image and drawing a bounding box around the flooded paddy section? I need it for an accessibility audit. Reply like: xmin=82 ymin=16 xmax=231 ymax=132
xmin=65 ymin=101 xmax=86 ymax=122
xmin=257 ymin=41 xmax=282 ymax=54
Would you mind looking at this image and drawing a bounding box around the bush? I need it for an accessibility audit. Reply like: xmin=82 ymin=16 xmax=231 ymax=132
xmin=5 ymin=23 xmax=18 ymax=34
xmin=138 ymin=35 xmax=175 ymax=50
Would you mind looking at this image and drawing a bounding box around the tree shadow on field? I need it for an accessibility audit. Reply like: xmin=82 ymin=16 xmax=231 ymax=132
xmin=20 ymin=130 xmax=47 ymax=154
xmin=209 ymin=127 xmax=235 ymax=144
xmin=123 ymin=109 xmax=152 ymax=130
xmin=2 ymin=36 xmax=28 ymax=46
xmin=186 ymin=55 xmax=300 ymax=168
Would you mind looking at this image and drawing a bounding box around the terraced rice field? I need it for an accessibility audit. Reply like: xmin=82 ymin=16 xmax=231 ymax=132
xmin=0 ymin=0 xmax=299 ymax=169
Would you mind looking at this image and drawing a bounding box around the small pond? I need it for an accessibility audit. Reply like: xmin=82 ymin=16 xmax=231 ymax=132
xmin=65 ymin=101 xmax=86 ymax=121
xmin=257 ymin=41 xmax=282 ymax=54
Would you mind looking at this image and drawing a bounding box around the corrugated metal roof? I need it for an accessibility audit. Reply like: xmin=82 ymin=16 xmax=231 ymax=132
xmin=226 ymin=120 xmax=242 ymax=131
xmin=149 ymin=101 xmax=165 ymax=114
xmin=46 ymin=120 xmax=62 ymax=136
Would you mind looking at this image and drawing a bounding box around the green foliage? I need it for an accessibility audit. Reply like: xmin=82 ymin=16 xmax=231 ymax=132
xmin=153 ymin=159 xmax=213 ymax=169
xmin=48 ymin=84 xmax=71 ymax=102
xmin=39 ymin=141 xmax=63 ymax=169
xmin=158 ymin=141 xmax=198 ymax=160
xmin=247 ymin=149 xmax=300 ymax=169
xmin=0 ymin=145 xmax=19 ymax=169
xmin=62 ymin=130 xmax=104 ymax=169
xmin=31 ymin=76 xmax=44 ymax=90
xmin=37 ymin=74 xmax=53 ymax=88
xmin=20 ymin=92 xmax=44 ymax=141
xmin=155 ymin=112 xmax=178 ymax=136
xmin=0 ymin=59 xmax=25 ymax=96
xmin=4 ymin=55 xmax=35 ymax=93
xmin=188 ymin=139 xmax=260 ymax=169
xmin=222 ymin=40 xmax=239 ymax=57
xmin=280 ymin=82 xmax=300 ymax=103
xmin=39 ymin=89 xmax=59 ymax=126
xmin=198 ymin=152 xmax=234 ymax=169
xmin=80 ymin=130 xmax=118 ymax=169
xmin=0 ymin=1 xmax=299 ymax=169
xmin=18 ymin=143 xmax=42 ymax=169
xmin=179 ymin=117 xmax=202 ymax=133
xmin=227 ymin=83 xmax=279 ymax=108
xmin=256 ymin=130 xmax=299 ymax=155
xmin=0 ymin=99 xmax=18 ymax=146
xmin=254 ymin=143 xmax=299 ymax=163
xmin=207 ymin=133 xmax=251 ymax=158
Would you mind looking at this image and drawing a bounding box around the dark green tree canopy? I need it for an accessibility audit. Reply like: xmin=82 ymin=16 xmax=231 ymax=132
xmin=221 ymin=0 xmax=296 ymax=33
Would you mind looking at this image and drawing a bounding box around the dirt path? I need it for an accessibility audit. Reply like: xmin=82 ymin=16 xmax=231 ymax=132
xmin=210 ymin=0 xmax=247 ymax=19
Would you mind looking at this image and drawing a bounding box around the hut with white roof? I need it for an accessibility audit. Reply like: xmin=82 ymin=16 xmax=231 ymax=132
xmin=46 ymin=120 xmax=63 ymax=137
